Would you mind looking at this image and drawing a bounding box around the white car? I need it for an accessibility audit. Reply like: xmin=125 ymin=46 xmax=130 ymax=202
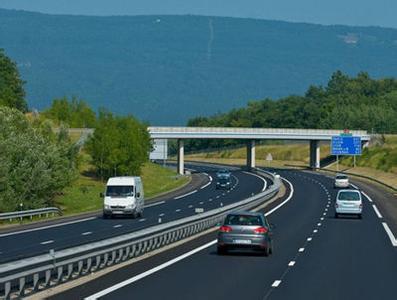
xmin=335 ymin=189 xmax=362 ymax=219
xmin=334 ymin=174 xmax=349 ymax=188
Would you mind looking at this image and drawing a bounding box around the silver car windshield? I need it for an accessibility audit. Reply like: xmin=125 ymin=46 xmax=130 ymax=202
xmin=225 ymin=215 xmax=263 ymax=226
xmin=106 ymin=186 xmax=134 ymax=197
xmin=338 ymin=191 xmax=360 ymax=201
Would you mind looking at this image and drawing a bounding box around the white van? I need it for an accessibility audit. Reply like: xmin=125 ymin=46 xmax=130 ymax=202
xmin=102 ymin=177 xmax=144 ymax=219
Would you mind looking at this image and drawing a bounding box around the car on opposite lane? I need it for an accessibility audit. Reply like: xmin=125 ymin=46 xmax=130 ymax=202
xmin=217 ymin=211 xmax=273 ymax=256
xmin=335 ymin=189 xmax=363 ymax=219
xmin=334 ymin=173 xmax=349 ymax=188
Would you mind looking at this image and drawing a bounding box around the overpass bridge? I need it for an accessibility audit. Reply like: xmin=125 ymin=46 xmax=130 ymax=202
xmin=148 ymin=127 xmax=371 ymax=174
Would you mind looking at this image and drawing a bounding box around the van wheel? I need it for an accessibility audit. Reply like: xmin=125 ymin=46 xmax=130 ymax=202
xmin=358 ymin=214 xmax=362 ymax=219
xmin=335 ymin=213 xmax=338 ymax=218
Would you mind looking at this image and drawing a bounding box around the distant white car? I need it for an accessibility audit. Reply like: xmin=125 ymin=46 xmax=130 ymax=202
xmin=334 ymin=174 xmax=349 ymax=188
xmin=335 ymin=189 xmax=363 ymax=219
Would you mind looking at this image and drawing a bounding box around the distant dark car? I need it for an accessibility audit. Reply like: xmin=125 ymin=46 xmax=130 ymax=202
xmin=216 ymin=169 xmax=231 ymax=178
xmin=217 ymin=211 xmax=273 ymax=256
xmin=216 ymin=176 xmax=232 ymax=189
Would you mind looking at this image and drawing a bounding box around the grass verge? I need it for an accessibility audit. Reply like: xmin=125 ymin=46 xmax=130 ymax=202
xmin=54 ymin=154 xmax=189 ymax=216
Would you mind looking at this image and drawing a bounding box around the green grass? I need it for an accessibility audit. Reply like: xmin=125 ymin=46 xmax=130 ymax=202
xmin=54 ymin=154 xmax=189 ymax=216
xmin=187 ymin=142 xmax=331 ymax=164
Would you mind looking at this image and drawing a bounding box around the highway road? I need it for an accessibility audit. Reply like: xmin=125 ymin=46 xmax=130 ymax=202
xmin=0 ymin=164 xmax=269 ymax=264
xmin=54 ymin=168 xmax=397 ymax=300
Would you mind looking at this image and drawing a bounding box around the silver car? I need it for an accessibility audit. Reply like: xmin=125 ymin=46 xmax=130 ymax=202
xmin=334 ymin=174 xmax=349 ymax=188
xmin=335 ymin=189 xmax=363 ymax=218
xmin=217 ymin=211 xmax=273 ymax=256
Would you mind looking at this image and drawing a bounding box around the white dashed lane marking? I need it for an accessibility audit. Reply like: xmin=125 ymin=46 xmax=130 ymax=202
xmin=40 ymin=240 xmax=54 ymax=245
xmin=272 ymin=280 xmax=282 ymax=288
xmin=82 ymin=232 xmax=92 ymax=236
xmin=113 ymin=224 xmax=122 ymax=228
xmin=288 ymin=261 xmax=296 ymax=267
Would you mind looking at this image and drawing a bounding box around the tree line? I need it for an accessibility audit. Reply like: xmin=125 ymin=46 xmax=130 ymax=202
xmin=186 ymin=71 xmax=397 ymax=151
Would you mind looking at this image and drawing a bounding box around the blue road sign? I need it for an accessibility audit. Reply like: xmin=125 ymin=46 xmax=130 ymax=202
xmin=331 ymin=136 xmax=362 ymax=156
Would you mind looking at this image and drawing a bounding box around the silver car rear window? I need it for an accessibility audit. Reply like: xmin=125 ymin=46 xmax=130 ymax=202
xmin=225 ymin=215 xmax=263 ymax=226
xmin=338 ymin=191 xmax=360 ymax=201
xmin=336 ymin=175 xmax=348 ymax=180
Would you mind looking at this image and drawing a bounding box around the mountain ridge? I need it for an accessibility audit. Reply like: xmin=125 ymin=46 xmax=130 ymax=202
xmin=1 ymin=8 xmax=397 ymax=124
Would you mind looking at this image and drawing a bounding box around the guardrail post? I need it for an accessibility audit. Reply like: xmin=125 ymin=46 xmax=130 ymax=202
xmin=67 ymin=263 xmax=73 ymax=279
xmin=56 ymin=266 xmax=63 ymax=282
xmin=95 ymin=255 xmax=101 ymax=270
xmin=44 ymin=270 xmax=51 ymax=287
xmin=78 ymin=260 xmax=83 ymax=275
xmin=85 ymin=258 xmax=92 ymax=274
xmin=4 ymin=281 xmax=11 ymax=300
xmin=19 ymin=277 xmax=26 ymax=297
xmin=33 ymin=273 xmax=39 ymax=291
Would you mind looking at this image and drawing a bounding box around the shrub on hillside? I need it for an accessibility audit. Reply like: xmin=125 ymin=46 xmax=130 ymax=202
xmin=0 ymin=107 xmax=78 ymax=212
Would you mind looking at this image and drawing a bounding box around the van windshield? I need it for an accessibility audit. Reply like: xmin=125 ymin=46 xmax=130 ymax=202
xmin=338 ymin=191 xmax=360 ymax=201
xmin=106 ymin=186 xmax=134 ymax=197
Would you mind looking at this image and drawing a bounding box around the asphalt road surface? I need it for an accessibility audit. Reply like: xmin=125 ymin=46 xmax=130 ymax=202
xmin=55 ymin=168 xmax=397 ymax=300
xmin=0 ymin=164 xmax=268 ymax=264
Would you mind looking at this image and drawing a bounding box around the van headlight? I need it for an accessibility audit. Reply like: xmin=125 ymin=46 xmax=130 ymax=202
xmin=126 ymin=204 xmax=135 ymax=209
xmin=104 ymin=204 xmax=110 ymax=209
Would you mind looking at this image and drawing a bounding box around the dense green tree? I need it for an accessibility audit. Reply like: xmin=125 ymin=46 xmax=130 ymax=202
xmin=43 ymin=97 xmax=97 ymax=128
xmin=186 ymin=72 xmax=397 ymax=151
xmin=0 ymin=49 xmax=27 ymax=112
xmin=86 ymin=110 xmax=150 ymax=179
xmin=0 ymin=107 xmax=78 ymax=212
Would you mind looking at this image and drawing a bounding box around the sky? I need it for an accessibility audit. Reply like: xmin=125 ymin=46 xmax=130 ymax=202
xmin=1 ymin=0 xmax=397 ymax=28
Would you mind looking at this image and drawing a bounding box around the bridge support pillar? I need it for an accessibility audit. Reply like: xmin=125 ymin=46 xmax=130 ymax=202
xmin=177 ymin=139 xmax=184 ymax=175
xmin=247 ymin=140 xmax=256 ymax=170
xmin=310 ymin=140 xmax=320 ymax=169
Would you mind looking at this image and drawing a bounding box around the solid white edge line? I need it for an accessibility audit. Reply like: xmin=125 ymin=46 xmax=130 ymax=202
xmin=372 ymin=205 xmax=383 ymax=219
xmin=0 ymin=217 xmax=97 ymax=238
xmin=350 ymin=183 xmax=359 ymax=189
xmin=84 ymin=240 xmax=218 ymax=300
xmin=265 ymin=176 xmax=294 ymax=217
xmin=200 ymin=181 xmax=212 ymax=190
xmin=382 ymin=222 xmax=397 ymax=247
xmin=243 ymin=171 xmax=267 ymax=192
xmin=85 ymin=174 xmax=295 ymax=299
xmin=361 ymin=191 xmax=373 ymax=202
xmin=174 ymin=190 xmax=198 ymax=200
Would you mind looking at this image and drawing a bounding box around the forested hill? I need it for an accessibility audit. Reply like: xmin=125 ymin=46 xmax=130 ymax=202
xmin=1 ymin=9 xmax=397 ymax=124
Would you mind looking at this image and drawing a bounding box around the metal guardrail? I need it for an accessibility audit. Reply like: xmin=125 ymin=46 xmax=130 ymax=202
xmin=0 ymin=207 xmax=62 ymax=221
xmin=0 ymin=170 xmax=280 ymax=299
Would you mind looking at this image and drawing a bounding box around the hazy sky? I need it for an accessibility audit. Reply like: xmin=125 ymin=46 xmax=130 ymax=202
xmin=1 ymin=0 xmax=396 ymax=28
